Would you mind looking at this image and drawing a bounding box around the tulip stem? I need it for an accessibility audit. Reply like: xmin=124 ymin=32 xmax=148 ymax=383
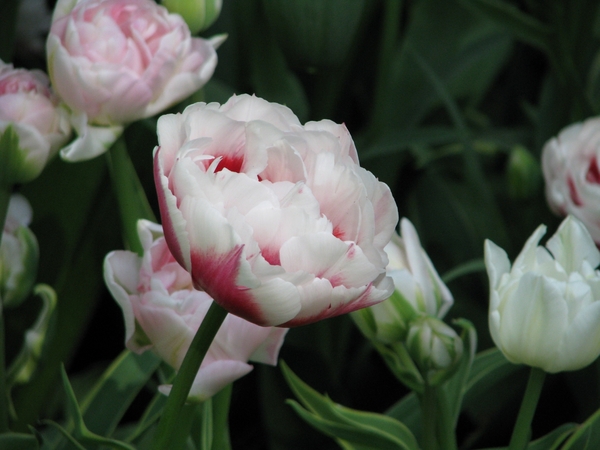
xmin=421 ymin=386 xmax=439 ymax=450
xmin=151 ymin=301 xmax=228 ymax=450
xmin=106 ymin=135 xmax=156 ymax=256
xmin=0 ymin=187 xmax=10 ymax=432
xmin=508 ymin=367 xmax=546 ymax=450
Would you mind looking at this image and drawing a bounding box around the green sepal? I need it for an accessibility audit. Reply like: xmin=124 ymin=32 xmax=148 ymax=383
xmin=1 ymin=225 xmax=39 ymax=308
xmin=373 ymin=341 xmax=425 ymax=393
xmin=0 ymin=125 xmax=33 ymax=187
xmin=281 ymin=361 xmax=419 ymax=450
xmin=55 ymin=366 xmax=136 ymax=450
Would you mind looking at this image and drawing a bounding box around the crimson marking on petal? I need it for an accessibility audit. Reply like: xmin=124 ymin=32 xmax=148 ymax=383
xmin=333 ymin=225 xmax=345 ymax=240
xmin=261 ymin=247 xmax=281 ymax=266
xmin=587 ymin=156 xmax=600 ymax=184
xmin=568 ymin=176 xmax=583 ymax=206
xmin=190 ymin=246 xmax=267 ymax=326
xmin=281 ymin=284 xmax=379 ymax=327
xmin=207 ymin=154 xmax=244 ymax=173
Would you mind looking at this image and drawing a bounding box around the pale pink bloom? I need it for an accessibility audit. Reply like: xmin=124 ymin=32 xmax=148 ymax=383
xmin=542 ymin=117 xmax=600 ymax=243
xmin=0 ymin=60 xmax=70 ymax=183
xmin=47 ymin=0 xmax=223 ymax=161
xmin=104 ymin=220 xmax=287 ymax=401
xmin=154 ymin=94 xmax=398 ymax=327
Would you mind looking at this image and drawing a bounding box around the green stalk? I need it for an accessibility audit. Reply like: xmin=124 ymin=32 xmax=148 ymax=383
xmin=151 ymin=302 xmax=228 ymax=450
xmin=508 ymin=367 xmax=546 ymax=450
xmin=105 ymin=135 xmax=156 ymax=256
xmin=436 ymin=386 xmax=458 ymax=450
xmin=0 ymin=186 xmax=11 ymax=432
xmin=420 ymin=385 xmax=439 ymax=450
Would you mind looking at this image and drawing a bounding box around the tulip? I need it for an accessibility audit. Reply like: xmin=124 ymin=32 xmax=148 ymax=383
xmin=0 ymin=60 xmax=70 ymax=185
xmin=104 ymin=219 xmax=287 ymax=401
xmin=154 ymin=94 xmax=398 ymax=327
xmin=542 ymin=117 xmax=600 ymax=243
xmin=485 ymin=215 xmax=600 ymax=373
xmin=353 ymin=218 xmax=453 ymax=344
xmin=0 ymin=194 xmax=38 ymax=308
xmin=47 ymin=0 xmax=224 ymax=161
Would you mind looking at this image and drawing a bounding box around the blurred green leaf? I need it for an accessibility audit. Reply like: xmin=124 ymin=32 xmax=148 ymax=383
xmin=527 ymin=422 xmax=576 ymax=450
xmin=460 ymin=0 xmax=553 ymax=51
xmin=442 ymin=259 xmax=486 ymax=283
xmin=561 ymin=407 xmax=600 ymax=449
xmin=0 ymin=432 xmax=39 ymax=450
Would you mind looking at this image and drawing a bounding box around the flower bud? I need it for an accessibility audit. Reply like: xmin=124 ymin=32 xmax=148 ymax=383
xmin=1 ymin=194 xmax=38 ymax=308
xmin=405 ymin=316 xmax=463 ymax=387
xmin=353 ymin=218 xmax=453 ymax=344
xmin=507 ymin=145 xmax=541 ymax=200
xmin=0 ymin=60 xmax=70 ymax=185
xmin=162 ymin=0 xmax=222 ymax=34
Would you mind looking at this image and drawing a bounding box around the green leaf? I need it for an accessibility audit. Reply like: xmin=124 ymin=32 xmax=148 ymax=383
xmin=282 ymin=362 xmax=419 ymax=449
xmin=442 ymin=259 xmax=486 ymax=283
xmin=460 ymin=0 xmax=553 ymax=52
xmin=561 ymin=407 xmax=600 ymax=449
xmin=0 ymin=432 xmax=39 ymax=450
xmin=287 ymin=401 xmax=414 ymax=450
xmin=527 ymin=423 xmax=576 ymax=450
xmin=79 ymin=350 xmax=161 ymax=436
xmin=58 ymin=366 xmax=135 ymax=450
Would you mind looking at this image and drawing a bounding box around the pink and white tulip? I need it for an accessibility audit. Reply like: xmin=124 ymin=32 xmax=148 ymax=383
xmin=542 ymin=117 xmax=600 ymax=243
xmin=154 ymin=94 xmax=398 ymax=327
xmin=0 ymin=60 xmax=70 ymax=184
xmin=103 ymin=219 xmax=287 ymax=401
xmin=47 ymin=0 xmax=223 ymax=162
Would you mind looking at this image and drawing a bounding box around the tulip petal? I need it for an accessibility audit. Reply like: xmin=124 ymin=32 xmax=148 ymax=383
xmin=546 ymin=215 xmax=600 ymax=272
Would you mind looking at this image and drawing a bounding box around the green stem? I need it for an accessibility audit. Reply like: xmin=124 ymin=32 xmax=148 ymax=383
xmin=105 ymin=135 xmax=156 ymax=256
xmin=420 ymin=385 xmax=439 ymax=450
xmin=436 ymin=386 xmax=458 ymax=450
xmin=151 ymin=302 xmax=228 ymax=450
xmin=0 ymin=187 xmax=10 ymax=432
xmin=508 ymin=367 xmax=546 ymax=450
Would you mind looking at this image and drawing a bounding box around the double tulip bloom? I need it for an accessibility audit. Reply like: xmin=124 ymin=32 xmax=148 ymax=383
xmin=154 ymin=94 xmax=398 ymax=327
xmin=0 ymin=60 xmax=70 ymax=185
xmin=542 ymin=117 xmax=600 ymax=243
xmin=485 ymin=215 xmax=600 ymax=373
xmin=104 ymin=220 xmax=287 ymax=401
xmin=47 ymin=0 xmax=222 ymax=161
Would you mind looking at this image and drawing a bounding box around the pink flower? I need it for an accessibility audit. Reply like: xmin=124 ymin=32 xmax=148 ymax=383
xmin=47 ymin=0 xmax=223 ymax=161
xmin=0 ymin=60 xmax=70 ymax=184
xmin=542 ymin=117 xmax=600 ymax=243
xmin=154 ymin=94 xmax=398 ymax=327
xmin=104 ymin=220 xmax=287 ymax=401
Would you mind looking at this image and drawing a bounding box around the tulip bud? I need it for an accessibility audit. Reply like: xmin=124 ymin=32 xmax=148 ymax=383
xmin=162 ymin=0 xmax=222 ymax=34
xmin=262 ymin=0 xmax=368 ymax=69
xmin=353 ymin=218 xmax=453 ymax=344
xmin=0 ymin=194 xmax=38 ymax=308
xmin=507 ymin=145 xmax=541 ymax=200
xmin=405 ymin=316 xmax=463 ymax=387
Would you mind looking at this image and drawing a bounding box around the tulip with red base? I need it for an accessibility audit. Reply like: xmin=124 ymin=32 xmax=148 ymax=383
xmin=154 ymin=94 xmax=398 ymax=327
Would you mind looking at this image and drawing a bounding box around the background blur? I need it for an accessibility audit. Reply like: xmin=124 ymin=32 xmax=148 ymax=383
xmin=6 ymin=0 xmax=600 ymax=448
